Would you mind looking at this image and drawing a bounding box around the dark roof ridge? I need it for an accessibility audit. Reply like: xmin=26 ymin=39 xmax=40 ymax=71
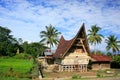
xmin=74 ymin=23 xmax=85 ymax=38
xmin=53 ymin=23 xmax=89 ymax=58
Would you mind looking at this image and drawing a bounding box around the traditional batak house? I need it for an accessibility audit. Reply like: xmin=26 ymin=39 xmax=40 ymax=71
xmin=53 ymin=24 xmax=91 ymax=72
xmin=40 ymin=24 xmax=111 ymax=72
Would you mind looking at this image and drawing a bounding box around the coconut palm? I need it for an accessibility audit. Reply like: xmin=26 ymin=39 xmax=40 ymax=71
xmin=40 ymin=24 xmax=61 ymax=49
xmin=105 ymin=35 xmax=120 ymax=55
xmin=117 ymin=41 xmax=120 ymax=49
xmin=87 ymin=25 xmax=104 ymax=54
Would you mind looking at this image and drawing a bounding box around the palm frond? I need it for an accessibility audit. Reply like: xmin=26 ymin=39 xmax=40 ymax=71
xmin=105 ymin=35 xmax=120 ymax=53
xmin=40 ymin=24 xmax=61 ymax=48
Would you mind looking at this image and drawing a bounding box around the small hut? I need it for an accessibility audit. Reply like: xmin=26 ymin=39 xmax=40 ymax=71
xmin=91 ymin=54 xmax=111 ymax=70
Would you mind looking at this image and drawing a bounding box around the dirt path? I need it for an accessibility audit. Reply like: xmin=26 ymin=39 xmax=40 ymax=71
xmin=87 ymin=77 xmax=120 ymax=80
xmin=41 ymin=77 xmax=120 ymax=80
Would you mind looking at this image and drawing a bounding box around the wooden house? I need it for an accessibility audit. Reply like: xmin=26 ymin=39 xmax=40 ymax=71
xmin=53 ymin=24 xmax=91 ymax=72
xmin=90 ymin=54 xmax=111 ymax=70
xmin=40 ymin=24 xmax=111 ymax=72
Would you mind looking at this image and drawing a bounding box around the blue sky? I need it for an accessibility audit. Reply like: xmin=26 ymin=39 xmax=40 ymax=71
xmin=0 ymin=0 xmax=120 ymax=52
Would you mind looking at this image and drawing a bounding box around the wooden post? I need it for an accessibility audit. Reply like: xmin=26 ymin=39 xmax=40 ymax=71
xmin=86 ymin=64 xmax=87 ymax=72
xmin=59 ymin=65 xmax=61 ymax=72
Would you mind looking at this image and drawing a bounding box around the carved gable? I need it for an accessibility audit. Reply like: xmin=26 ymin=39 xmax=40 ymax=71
xmin=54 ymin=24 xmax=90 ymax=65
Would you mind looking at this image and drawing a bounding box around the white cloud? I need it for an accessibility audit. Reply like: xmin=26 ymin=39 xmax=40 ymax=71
xmin=0 ymin=0 xmax=120 ymax=51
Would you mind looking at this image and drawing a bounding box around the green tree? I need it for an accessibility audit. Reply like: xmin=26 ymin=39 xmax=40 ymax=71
xmin=25 ymin=42 xmax=47 ymax=63
xmin=87 ymin=25 xmax=104 ymax=54
xmin=106 ymin=52 xmax=112 ymax=57
xmin=105 ymin=35 xmax=120 ymax=55
xmin=40 ymin=24 xmax=61 ymax=49
xmin=0 ymin=26 xmax=19 ymax=56
xmin=91 ymin=50 xmax=104 ymax=55
xmin=22 ymin=41 xmax=29 ymax=53
xmin=112 ymin=56 xmax=120 ymax=67
xmin=117 ymin=41 xmax=120 ymax=53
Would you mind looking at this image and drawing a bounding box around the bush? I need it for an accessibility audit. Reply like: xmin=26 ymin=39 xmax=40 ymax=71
xmin=96 ymin=70 xmax=103 ymax=78
xmin=13 ymin=53 xmax=32 ymax=60
xmin=113 ymin=70 xmax=118 ymax=77
xmin=72 ymin=74 xmax=81 ymax=79
xmin=111 ymin=56 xmax=120 ymax=68
xmin=30 ymin=64 xmax=39 ymax=78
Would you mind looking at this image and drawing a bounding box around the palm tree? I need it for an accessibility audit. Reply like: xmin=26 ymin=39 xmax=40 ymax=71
xmin=118 ymin=41 xmax=120 ymax=53
xmin=40 ymin=24 xmax=61 ymax=49
xmin=105 ymin=35 xmax=120 ymax=55
xmin=87 ymin=25 xmax=104 ymax=54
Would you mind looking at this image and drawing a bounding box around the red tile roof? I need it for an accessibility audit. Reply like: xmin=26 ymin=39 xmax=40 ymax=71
xmin=53 ymin=36 xmax=74 ymax=58
xmin=91 ymin=54 xmax=111 ymax=62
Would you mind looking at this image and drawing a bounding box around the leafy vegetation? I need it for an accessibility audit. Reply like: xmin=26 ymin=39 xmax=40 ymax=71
xmin=0 ymin=26 xmax=21 ymax=56
xmin=91 ymin=50 xmax=104 ymax=55
xmin=111 ymin=56 xmax=120 ymax=68
xmin=105 ymin=35 xmax=120 ymax=55
xmin=0 ymin=77 xmax=30 ymax=80
xmin=0 ymin=54 xmax=34 ymax=79
xmin=96 ymin=70 xmax=103 ymax=78
xmin=13 ymin=53 xmax=32 ymax=59
xmin=0 ymin=26 xmax=47 ymax=60
xmin=72 ymin=74 xmax=81 ymax=79
xmin=40 ymin=24 xmax=61 ymax=48
xmin=22 ymin=41 xmax=47 ymax=62
xmin=113 ymin=56 xmax=120 ymax=65
xmin=0 ymin=57 xmax=33 ymax=73
xmin=106 ymin=52 xmax=113 ymax=57
xmin=87 ymin=25 xmax=104 ymax=54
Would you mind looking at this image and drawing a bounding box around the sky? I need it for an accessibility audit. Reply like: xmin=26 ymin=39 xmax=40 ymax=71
xmin=0 ymin=0 xmax=120 ymax=52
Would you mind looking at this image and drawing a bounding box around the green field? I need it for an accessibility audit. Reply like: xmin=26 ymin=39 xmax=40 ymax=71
xmin=0 ymin=55 xmax=34 ymax=80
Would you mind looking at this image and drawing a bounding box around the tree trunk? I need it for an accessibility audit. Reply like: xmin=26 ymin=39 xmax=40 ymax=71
xmin=94 ymin=43 xmax=96 ymax=55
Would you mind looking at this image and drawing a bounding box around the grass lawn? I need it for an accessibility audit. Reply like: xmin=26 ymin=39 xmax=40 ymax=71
xmin=0 ymin=55 xmax=34 ymax=80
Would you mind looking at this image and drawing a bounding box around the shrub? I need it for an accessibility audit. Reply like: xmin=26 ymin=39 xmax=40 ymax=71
xmin=113 ymin=70 xmax=118 ymax=77
xmin=13 ymin=53 xmax=32 ymax=60
xmin=96 ymin=70 xmax=103 ymax=78
xmin=72 ymin=74 xmax=81 ymax=79
xmin=31 ymin=64 xmax=39 ymax=78
xmin=111 ymin=56 xmax=120 ymax=68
